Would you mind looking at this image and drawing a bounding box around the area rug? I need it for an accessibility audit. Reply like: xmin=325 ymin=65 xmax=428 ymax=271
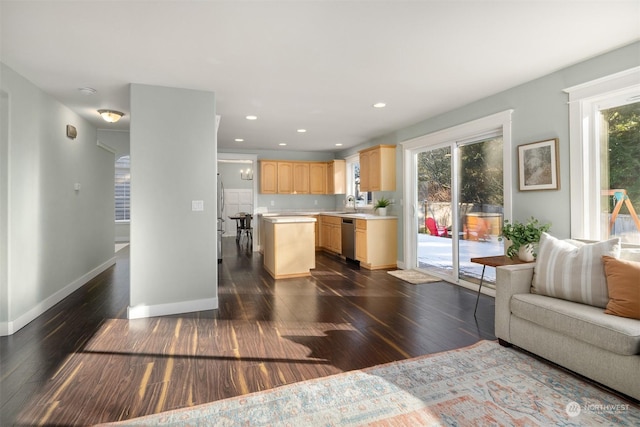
xmin=387 ymin=269 xmax=441 ymax=284
xmin=99 ymin=341 xmax=640 ymax=426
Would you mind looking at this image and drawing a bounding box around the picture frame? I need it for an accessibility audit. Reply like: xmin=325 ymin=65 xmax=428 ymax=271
xmin=518 ymin=138 xmax=559 ymax=191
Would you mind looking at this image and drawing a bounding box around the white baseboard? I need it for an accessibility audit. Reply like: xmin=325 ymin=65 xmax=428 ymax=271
xmin=0 ymin=257 xmax=116 ymax=336
xmin=127 ymin=297 xmax=219 ymax=320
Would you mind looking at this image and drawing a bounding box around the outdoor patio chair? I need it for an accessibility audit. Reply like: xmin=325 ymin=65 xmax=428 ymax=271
xmin=426 ymin=217 xmax=448 ymax=237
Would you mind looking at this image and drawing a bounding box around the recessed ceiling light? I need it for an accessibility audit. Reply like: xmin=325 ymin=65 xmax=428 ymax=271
xmin=246 ymin=115 xmax=258 ymax=120
xmin=234 ymin=138 xmax=244 ymax=142
xmin=335 ymin=143 xmax=343 ymax=147
xmin=297 ymin=129 xmax=307 ymax=133
xmin=373 ymin=102 xmax=386 ymax=108
xmin=279 ymin=143 xmax=287 ymax=146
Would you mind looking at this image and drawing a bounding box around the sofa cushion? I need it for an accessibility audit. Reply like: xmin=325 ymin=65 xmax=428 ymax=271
xmin=620 ymin=247 xmax=640 ymax=262
xmin=532 ymin=233 xmax=620 ymax=308
xmin=603 ymin=256 xmax=640 ymax=320
xmin=510 ymin=293 xmax=640 ymax=356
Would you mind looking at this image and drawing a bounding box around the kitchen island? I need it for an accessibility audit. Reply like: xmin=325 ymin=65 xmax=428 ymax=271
xmin=259 ymin=211 xmax=397 ymax=270
xmin=262 ymin=216 xmax=317 ymax=279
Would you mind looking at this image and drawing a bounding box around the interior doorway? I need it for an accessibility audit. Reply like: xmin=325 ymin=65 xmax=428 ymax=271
xmin=217 ymin=153 xmax=258 ymax=252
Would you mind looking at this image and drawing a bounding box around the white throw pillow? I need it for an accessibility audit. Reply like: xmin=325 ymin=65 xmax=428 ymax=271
xmin=532 ymin=232 xmax=621 ymax=308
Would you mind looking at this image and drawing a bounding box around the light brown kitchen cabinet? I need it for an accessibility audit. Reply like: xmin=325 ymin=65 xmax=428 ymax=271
xmin=327 ymin=159 xmax=346 ymax=194
xmin=355 ymin=219 xmax=367 ymax=262
xmin=260 ymin=159 xmax=348 ymax=195
xmin=260 ymin=161 xmax=278 ymax=194
xmin=359 ymin=145 xmax=396 ymax=192
xmin=320 ymin=217 xmax=331 ymax=249
xmin=319 ymin=215 xmax=341 ymax=254
xmin=355 ymin=218 xmax=397 ymax=270
xmin=330 ymin=223 xmax=342 ymax=254
xmin=309 ymin=163 xmax=327 ymax=194
xmin=313 ymin=215 xmax=320 ymax=249
xmin=293 ymin=162 xmax=310 ymax=194
xmin=277 ymin=162 xmax=293 ymax=194
xmin=359 ymin=149 xmax=370 ymax=191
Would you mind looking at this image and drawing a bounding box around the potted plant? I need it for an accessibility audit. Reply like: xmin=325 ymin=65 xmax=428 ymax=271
xmin=374 ymin=197 xmax=392 ymax=216
xmin=500 ymin=217 xmax=551 ymax=261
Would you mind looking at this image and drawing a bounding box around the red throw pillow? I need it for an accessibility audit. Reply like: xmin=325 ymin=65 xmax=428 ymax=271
xmin=602 ymin=256 xmax=640 ymax=320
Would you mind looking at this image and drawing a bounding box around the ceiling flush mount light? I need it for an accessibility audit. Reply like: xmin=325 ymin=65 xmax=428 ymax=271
xmin=234 ymin=138 xmax=244 ymax=142
xmin=297 ymin=129 xmax=307 ymax=133
xmin=246 ymin=115 xmax=258 ymax=120
xmin=98 ymin=109 xmax=124 ymax=123
xmin=279 ymin=143 xmax=287 ymax=146
xmin=373 ymin=102 xmax=387 ymax=108
xmin=335 ymin=143 xmax=343 ymax=147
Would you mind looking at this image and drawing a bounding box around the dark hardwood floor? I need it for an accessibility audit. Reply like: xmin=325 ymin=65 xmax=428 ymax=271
xmin=0 ymin=237 xmax=496 ymax=426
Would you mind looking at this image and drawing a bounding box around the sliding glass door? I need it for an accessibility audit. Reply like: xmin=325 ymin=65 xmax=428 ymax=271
xmin=456 ymin=136 xmax=504 ymax=284
xmin=408 ymin=113 xmax=511 ymax=288
xmin=417 ymin=146 xmax=453 ymax=276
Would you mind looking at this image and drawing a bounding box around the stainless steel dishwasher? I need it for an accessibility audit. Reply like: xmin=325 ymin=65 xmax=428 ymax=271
xmin=341 ymin=218 xmax=355 ymax=260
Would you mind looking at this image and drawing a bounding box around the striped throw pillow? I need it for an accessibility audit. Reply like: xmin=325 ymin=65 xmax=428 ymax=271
xmin=531 ymin=233 xmax=621 ymax=308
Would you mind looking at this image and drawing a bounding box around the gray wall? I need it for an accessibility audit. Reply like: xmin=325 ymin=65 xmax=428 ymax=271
xmin=98 ymin=129 xmax=131 ymax=242
xmin=1 ymin=63 xmax=115 ymax=334
xmin=129 ymin=84 xmax=217 ymax=317
xmin=98 ymin=129 xmax=130 ymax=160
xmin=338 ymin=41 xmax=640 ymax=264
xmin=218 ymin=161 xmax=253 ymax=190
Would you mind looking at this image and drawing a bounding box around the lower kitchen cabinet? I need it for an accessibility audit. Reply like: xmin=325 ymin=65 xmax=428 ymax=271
xmin=319 ymin=215 xmax=341 ymax=254
xmin=355 ymin=218 xmax=397 ymax=270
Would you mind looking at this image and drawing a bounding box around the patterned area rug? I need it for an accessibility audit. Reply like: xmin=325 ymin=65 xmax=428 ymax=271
xmin=387 ymin=269 xmax=441 ymax=284
xmin=100 ymin=341 xmax=640 ymax=426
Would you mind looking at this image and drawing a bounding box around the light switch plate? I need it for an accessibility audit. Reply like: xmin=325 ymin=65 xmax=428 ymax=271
xmin=192 ymin=200 xmax=204 ymax=211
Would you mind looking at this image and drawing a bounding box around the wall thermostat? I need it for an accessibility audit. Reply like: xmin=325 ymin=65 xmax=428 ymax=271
xmin=66 ymin=125 xmax=77 ymax=139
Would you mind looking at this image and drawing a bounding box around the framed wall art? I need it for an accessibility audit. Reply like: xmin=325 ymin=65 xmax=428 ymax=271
xmin=518 ymin=138 xmax=559 ymax=191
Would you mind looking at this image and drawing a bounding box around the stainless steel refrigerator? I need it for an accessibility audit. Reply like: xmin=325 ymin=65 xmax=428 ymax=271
xmin=217 ymin=173 xmax=224 ymax=263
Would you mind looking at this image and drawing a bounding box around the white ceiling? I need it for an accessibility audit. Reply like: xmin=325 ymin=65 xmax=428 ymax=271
xmin=2 ymin=1 xmax=639 ymax=152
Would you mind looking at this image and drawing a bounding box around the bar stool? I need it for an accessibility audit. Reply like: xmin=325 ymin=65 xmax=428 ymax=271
xmin=240 ymin=214 xmax=253 ymax=244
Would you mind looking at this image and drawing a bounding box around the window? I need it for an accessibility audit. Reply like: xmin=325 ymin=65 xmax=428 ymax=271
xmin=115 ymin=155 xmax=130 ymax=222
xmin=345 ymin=154 xmax=372 ymax=207
xmin=566 ymin=68 xmax=640 ymax=244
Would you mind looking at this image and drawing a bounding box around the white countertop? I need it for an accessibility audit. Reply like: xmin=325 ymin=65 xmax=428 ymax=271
xmin=259 ymin=211 xmax=396 ymax=220
xmin=262 ymin=216 xmax=317 ymax=224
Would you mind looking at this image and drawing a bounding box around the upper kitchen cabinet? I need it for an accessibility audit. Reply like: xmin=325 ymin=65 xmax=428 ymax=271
xmin=293 ymin=162 xmax=310 ymax=194
xmin=309 ymin=162 xmax=327 ymax=194
xmin=327 ymin=159 xmax=346 ymax=194
xmin=260 ymin=160 xmax=278 ymax=194
xmin=277 ymin=162 xmax=294 ymax=194
xmin=259 ymin=159 xmax=346 ymax=194
xmin=359 ymin=145 xmax=396 ymax=192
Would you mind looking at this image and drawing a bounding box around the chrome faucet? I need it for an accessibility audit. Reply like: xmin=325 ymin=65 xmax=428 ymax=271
xmin=346 ymin=195 xmax=357 ymax=212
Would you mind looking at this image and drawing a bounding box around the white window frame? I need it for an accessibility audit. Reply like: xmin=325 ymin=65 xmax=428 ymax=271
xmin=564 ymin=67 xmax=640 ymax=240
xmin=345 ymin=153 xmax=372 ymax=208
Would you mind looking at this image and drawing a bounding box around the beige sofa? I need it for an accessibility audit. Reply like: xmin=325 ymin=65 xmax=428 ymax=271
xmin=495 ymin=246 xmax=640 ymax=401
